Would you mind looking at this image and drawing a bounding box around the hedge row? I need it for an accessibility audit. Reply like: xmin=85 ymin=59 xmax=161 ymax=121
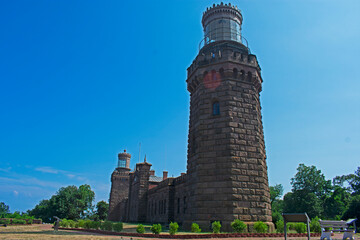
xmin=0 ymin=218 xmax=41 ymax=225
xmin=60 ymin=219 xmax=123 ymax=232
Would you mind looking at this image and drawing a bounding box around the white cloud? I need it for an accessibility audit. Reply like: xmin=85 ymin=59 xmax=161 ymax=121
xmin=13 ymin=190 xmax=19 ymax=196
xmin=35 ymin=166 xmax=59 ymax=174
xmin=0 ymin=167 xmax=11 ymax=172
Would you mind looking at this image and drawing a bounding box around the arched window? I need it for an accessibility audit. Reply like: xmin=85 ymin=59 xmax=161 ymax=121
xmin=219 ymin=68 xmax=225 ymax=78
xmin=233 ymin=68 xmax=238 ymax=78
xmin=213 ymin=101 xmax=220 ymax=115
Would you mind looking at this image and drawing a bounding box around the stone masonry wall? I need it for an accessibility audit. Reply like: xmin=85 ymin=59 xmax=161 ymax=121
xmin=184 ymin=43 xmax=273 ymax=232
xmin=108 ymin=168 xmax=130 ymax=221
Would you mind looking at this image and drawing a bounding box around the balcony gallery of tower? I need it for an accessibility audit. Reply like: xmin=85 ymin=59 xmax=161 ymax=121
xmin=108 ymin=2 xmax=274 ymax=232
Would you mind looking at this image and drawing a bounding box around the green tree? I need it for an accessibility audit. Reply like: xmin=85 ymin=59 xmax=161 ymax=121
xmin=334 ymin=167 xmax=360 ymax=195
xmin=283 ymin=191 xmax=323 ymax=218
xmin=28 ymin=184 xmax=95 ymax=222
xmin=291 ymin=164 xmax=332 ymax=199
xmin=270 ymin=184 xmax=284 ymax=224
xmin=27 ymin=199 xmax=54 ymax=222
xmin=342 ymin=195 xmax=360 ymax=226
xmin=270 ymin=184 xmax=284 ymax=205
xmin=0 ymin=202 xmax=10 ymax=217
xmin=96 ymin=201 xmax=109 ymax=220
xmin=323 ymin=186 xmax=351 ymax=219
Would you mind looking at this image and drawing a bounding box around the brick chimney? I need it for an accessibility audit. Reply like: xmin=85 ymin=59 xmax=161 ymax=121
xmin=163 ymin=171 xmax=168 ymax=180
xmin=149 ymin=170 xmax=155 ymax=176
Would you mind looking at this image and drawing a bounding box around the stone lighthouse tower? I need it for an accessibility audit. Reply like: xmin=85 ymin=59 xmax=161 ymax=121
xmin=184 ymin=3 xmax=273 ymax=231
xmin=108 ymin=150 xmax=131 ymax=221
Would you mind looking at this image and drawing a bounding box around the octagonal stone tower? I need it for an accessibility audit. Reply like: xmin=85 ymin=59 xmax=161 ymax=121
xmin=108 ymin=150 xmax=131 ymax=221
xmin=184 ymin=3 xmax=273 ymax=231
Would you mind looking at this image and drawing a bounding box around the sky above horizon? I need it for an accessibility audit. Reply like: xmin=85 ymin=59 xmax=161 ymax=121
xmin=1 ymin=0 xmax=359 ymax=213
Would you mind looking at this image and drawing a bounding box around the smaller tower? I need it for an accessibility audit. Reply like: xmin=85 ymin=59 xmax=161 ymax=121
xmin=108 ymin=150 xmax=131 ymax=221
xmin=128 ymin=157 xmax=152 ymax=222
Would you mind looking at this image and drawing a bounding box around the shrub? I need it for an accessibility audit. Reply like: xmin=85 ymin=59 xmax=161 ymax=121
xmin=68 ymin=220 xmax=75 ymax=228
xmin=113 ymin=222 xmax=123 ymax=232
xmin=90 ymin=221 xmax=101 ymax=230
xmin=310 ymin=217 xmax=321 ymax=233
xmin=272 ymin=211 xmax=282 ymax=225
xmin=212 ymin=221 xmax=221 ymax=233
xmin=0 ymin=219 xmax=10 ymax=225
xmin=77 ymin=219 xmax=86 ymax=228
xmin=27 ymin=219 xmax=33 ymax=224
xmin=169 ymin=222 xmax=179 ymax=235
xmin=231 ymin=219 xmax=247 ymax=233
xmin=60 ymin=219 xmax=68 ymax=228
xmin=254 ymin=221 xmax=268 ymax=233
xmin=12 ymin=219 xmax=26 ymax=225
xmin=136 ymin=224 xmax=145 ymax=233
xmin=288 ymin=222 xmax=296 ymax=230
xmin=84 ymin=220 xmax=93 ymax=229
xmin=276 ymin=220 xmax=286 ymax=233
xmin=101 ymin=221 xmax=113 ymax=231
xmin=150 ymin=224 xmax=162 ymax=234
xmin=191 ymin=222 xmax=201 ymax=233
xmin=295 ymin=223 xmax=306 ymax=233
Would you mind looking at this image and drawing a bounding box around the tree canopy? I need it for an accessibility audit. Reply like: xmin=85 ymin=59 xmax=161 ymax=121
xmin=28 ymin=184 xmax=95 ymax=222
xmin=0 ymin=202 xmax=10 ymax=217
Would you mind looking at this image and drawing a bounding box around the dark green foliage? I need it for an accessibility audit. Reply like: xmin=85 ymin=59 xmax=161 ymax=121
xmin=0 ymin=219 xmax=10 ymax=225
xmin=275 ymin=220 xmax=287 ymax=233
xmin=136 ymin=224 xmax=145 ymax=233
xmin=323 ymin=186 xmax=351 ymax=219
xmin=84 ymin=220 xmax=93 ymax=229
xmin=68 ymin=220 xmax=75 ymax=228
xmin=288 ymin=223 xmax=296 ymax=230
xmin=231 ymin=219 xmax=247 ymax=233
xmin=28 ymin=184 xmax=95 ymax=223
xmin=95 ymin=201 xmax=109 ymax=221
xmin=101 ymin=221 xmax=113 ymax=231
xmin=284 ymin=191 xmax=323 ymax=219
xmin=270 ymin=184 xmax=284 ymax=225
xmin=150 ymin=224 xmax=162 ymax=234
xmin=254 ymin=221 xmax=268 ymax=233
xmin=113 ymin=222 xmax=123 ymax=232
xmin=12 ymin=219 xmax=26 ymax=224
xmin=291 ymin=164 xmax=332 ymax=198
xmin=310 ymin=217 xmax=321 ymax=233
xmin=334 ymin=167 xmax=360 ymax=195
xmin=191 ymin=222 xmax=201 ymax=233
xmin=295 ymin=223 xmax=306 ymax=233
xmin=0 ymin=202 xmax=10 ymax=217
xmin=284 ymin=164 xmax=332 ymax=218
xmin=77 ymin=219 xmax=86 ymax=228
xmin=272 ymin=210 xmax=282 ymax=225
xmin=342 ymin=195 xmax=360 ymax=230
xmin=270 ymin=184 xmax=284 ymax=204
xmin=90 ymin=220 xmax=100 ymax=230
xmin=60 ymin=219 xmax=69 ymax=227
xmin=211 ymin=221 xmax=221 ymax=233
xmin=169 ymin=222 xmax=179 ymax=235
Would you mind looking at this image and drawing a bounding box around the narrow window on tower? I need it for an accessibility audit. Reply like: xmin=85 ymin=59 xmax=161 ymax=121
xmin=177 ymin=198 xmax=180 ymax=214
xmin=213 ymin=101 xmax=220 ymax=115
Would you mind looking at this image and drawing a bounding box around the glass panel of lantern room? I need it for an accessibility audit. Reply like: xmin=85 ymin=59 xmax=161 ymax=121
xmin=118 ymin=159 xmax=126 ymax=168
xmin=204 ymin=18 xmax=241 ymax=44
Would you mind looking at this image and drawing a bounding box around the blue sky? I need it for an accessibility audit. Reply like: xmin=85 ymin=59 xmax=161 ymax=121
xmin=0 ymin=0 xmax=359 ymax=212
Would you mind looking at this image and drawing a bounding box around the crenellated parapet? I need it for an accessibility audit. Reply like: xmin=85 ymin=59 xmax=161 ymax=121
xmin=202 ymin=2 xmax=242 ymax=27
xmin=186 ymin=46 xmax=263 ymax=94
xmin=111 ymin=168 xmax=131 ymax=181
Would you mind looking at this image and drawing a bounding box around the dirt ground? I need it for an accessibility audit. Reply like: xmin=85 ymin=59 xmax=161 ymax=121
xmin=0 ymin=224 xmax=357 ymax=240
